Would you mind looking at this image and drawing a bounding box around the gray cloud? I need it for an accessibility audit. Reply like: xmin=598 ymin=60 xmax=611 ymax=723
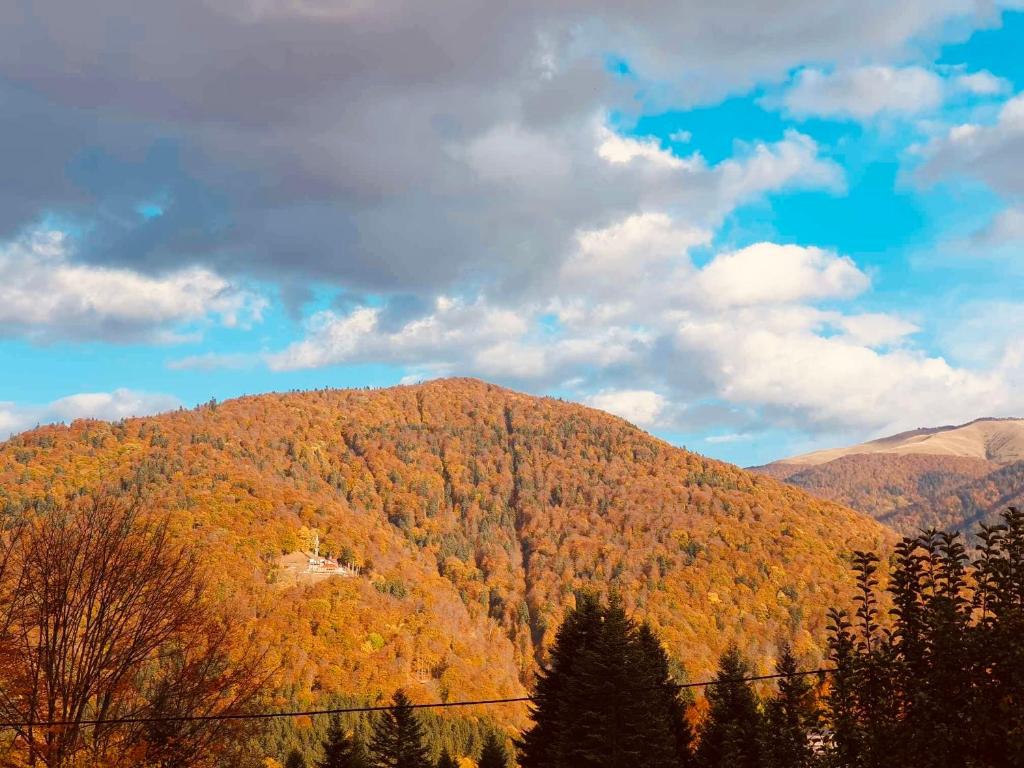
xmin=920 ymin=92 xmax=1024 ymax=197
xmin=0 ymin=0 xmax=1006 ymax=301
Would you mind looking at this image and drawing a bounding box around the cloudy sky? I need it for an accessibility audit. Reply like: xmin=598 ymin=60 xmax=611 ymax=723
xmin=2 ymin=1 xmax=1023 ymax=465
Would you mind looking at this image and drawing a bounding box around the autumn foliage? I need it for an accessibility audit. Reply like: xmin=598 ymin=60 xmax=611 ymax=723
xmin=0 ymin=379 xmax=891 ymax=742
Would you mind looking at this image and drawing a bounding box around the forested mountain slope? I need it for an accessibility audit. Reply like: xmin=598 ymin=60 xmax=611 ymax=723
xmin=878 ymin=459 xmax=1024 ymax=533
xmin=755 ymin=454 xmax=998 ymax=518
xmin=0 ymin=378 xmax=890 ymax=714
xmin=754 ymin=418 xmax=1024 ymax=534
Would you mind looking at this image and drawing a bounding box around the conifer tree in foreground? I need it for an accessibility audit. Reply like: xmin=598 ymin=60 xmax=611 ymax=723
xmin=370 ymin=690 xmax=432 ymax=768
xmin=762 ymin=645 xmax=817 ymax=768
xmin=695 ymin=645 xmax=763 ymax=768
xmin=477 ymin=732 xmax=509 ymax=768
xmin=320 ymin=716 xmax=372 ymax=768
xmin=286 ymin=748 xmax=309 ymax=768
xmin=517 ymin=592 xmax=692 ymax=768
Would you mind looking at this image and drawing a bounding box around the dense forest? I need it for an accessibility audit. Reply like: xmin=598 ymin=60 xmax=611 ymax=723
xmin=3 ymin=497 xmax=1020 ymax=767
xmin=755 ymin=454 xmax=998 ymax=523
xmin=0 ymin=379 xmax=894 ymax=764
xmin=244 ymin=506 xmax=1024 ymax=768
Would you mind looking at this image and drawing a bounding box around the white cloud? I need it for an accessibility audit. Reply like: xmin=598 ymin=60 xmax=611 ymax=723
xmin=561 ymin=212 xmax=710 ymax=296
xmin=252 ymin=146 xmax=1024 ymax=435
xmin=0 ymin=230 xmax=266 ymax=342
xmin=268 ymin=125 xmax=845 ymax=379
xmin=670 ymin=309 xmax=1012 ymax=432
xmin=836 ymin=313 xmax=919 ymax=347
xmin=596 ymin=128 xmax=690 ymax=170
xmin=586 ymin=389 xmax=666 ymax=427
xmin=779 ymin=65 xmax=944 ymax=120
xmin=694 ymin=243 xmax=869 ymax=307
xmin=0 ymin=389 xmax=181 ymax=440
xmin=712 ymin=131 xmax=845 ymax=205
xmin=952 ymin=70 xmax=1012 ymax=96
xmin=267 ymin=297 xmax=530 ymax=372
xmin=261 ymin=198 xmax=1020 ymax=437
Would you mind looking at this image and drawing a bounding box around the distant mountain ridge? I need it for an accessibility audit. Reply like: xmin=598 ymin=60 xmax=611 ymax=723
xmin=779 ymin=417 xmax=1024 ymax=466
xmin=0 ymin=378 xmax=890 ymax=715
xmin=753 ymin=417 xmax=1024 ymax=533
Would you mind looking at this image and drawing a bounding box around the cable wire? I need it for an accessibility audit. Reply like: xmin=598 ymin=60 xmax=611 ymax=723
xmin=0 ymin=665 xmax=838 ymax=729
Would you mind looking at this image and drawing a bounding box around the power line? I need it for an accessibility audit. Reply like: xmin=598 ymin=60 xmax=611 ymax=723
xmin=0 ymin=666 xmax=838 ymax=730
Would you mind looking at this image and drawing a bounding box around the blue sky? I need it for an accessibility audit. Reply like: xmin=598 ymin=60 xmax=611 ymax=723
xmin=1 ymin=1 xmax=1023 ymax=466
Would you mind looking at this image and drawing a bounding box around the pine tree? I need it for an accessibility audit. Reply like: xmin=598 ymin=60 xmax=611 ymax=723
xmin=560 ymin=595 xmax=648 ymax=768
xmin=517 ymin=592 xmax=604 ymax=768
xmin=695 ymin=645 xmax=763 ymax=768
xmin=370 ymin=690 xmax=432 ymax=768
xmin=320 ymin=716 xmax=372 ymax=768
xmin=434 ymin=748 xmax=458 ymax=768
xmin=477 ymin=732 xmax=509 ymax=768
xmin=633 ymin=622 xmax=694 ymax=768
xmin=286 ymin=749 xmax=308 ymax=768
xmin=762 ymin=645 xmax=816 ymax=768
xmin=518 ymin=592 xmax=692 ymax=768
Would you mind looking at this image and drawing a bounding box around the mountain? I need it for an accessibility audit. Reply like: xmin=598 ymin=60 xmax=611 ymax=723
xmin=0 ymin=378 xmax=890 ymax=716
xmin=773 ymin=418 xmax=1024 ymax=467
xmin=754 ymin=418 xmax=1024 ymax=533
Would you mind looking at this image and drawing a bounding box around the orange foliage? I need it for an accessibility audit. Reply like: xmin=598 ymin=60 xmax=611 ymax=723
xmin=753 ymin=453 xmax=1022 ymax=534
xmin=0 ymin=378 xmax=892 ymax=717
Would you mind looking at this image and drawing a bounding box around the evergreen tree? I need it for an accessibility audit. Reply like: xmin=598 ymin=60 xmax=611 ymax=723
xmin=633 ymin=622 xmax=694 ymax=768
xmin=762 ymin=645 xmax=816 ymax=768
xmin=517 ymin=592 xmax=604 ymax=768
xmin=695 ymin=645 xmax=763 ymax=768
xmin=370 ymin=690 xmax=432 ymax=768
xmin=477 ymin=733 xmax=509 ymax=768
xmin=434 ymin=748 xmax=458 ymax=768
xmin=518 ymin=592 xmax=692 ymax=768
xmin=320 ymin=716 xmax=372 ymax=768
xmin=286 ymin=749 xmax=308 ymax=768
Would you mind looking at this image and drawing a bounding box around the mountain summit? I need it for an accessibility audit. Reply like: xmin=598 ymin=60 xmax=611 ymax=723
xmin=755 ymin=417 xmax=1024 ymax=533
xmin=0 ymin=378 xmax=889 ymax=710
xmin=774 ymin=417 xmax=1024 ymax=466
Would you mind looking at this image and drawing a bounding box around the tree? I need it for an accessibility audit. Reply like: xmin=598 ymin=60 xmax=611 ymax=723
xmin=369 ymin=690 xmax=431 ymax=768
xmin=0 ymin=487 xmax=264 ymax=768
xmin=477 ymin=733 xmax=508 ymax=768
xmin=632 ymin=623 xmax=694 ymax=768
xmin=286 ymin=749 xmax=308 ymax=768
xmin=434 ymin=748 xmax=458 ymax=768
xmin=517 ymin=592 xmax=604 ymax=768
xmin=762 ymin=645 xmax=816 ymax=768
xmin=320 ymin=717 xmax=371 ymax=768
xmin=820 ymin=508 xmax=1024 ymax=768
xmin=518 ymin=593 xmax=692 ymax=768
xmin=695 ymin=645 xmax=763 ymax=768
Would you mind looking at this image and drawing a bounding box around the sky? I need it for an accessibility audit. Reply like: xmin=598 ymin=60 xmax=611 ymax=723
xmin=1 ymin=1 xmax=1023 ymax=466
